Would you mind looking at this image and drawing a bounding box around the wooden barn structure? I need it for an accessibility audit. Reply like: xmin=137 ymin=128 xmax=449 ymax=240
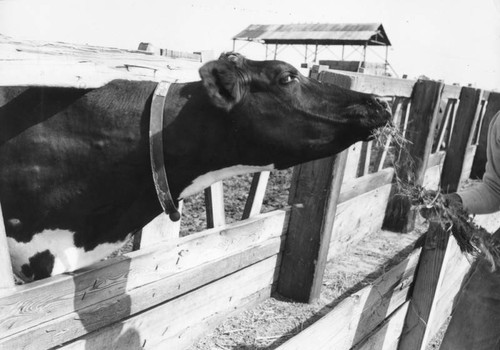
xmin=1 ymin=35 xmax=500 ymax=349
xmin=232 ymin=23 xmax=394 ymax=75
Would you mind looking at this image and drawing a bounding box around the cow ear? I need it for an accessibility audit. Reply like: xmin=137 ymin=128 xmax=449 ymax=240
xmin=199 ymin=59 xmax=242 ymax=111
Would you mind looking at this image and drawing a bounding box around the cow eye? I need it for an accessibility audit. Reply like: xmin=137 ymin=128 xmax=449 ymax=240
xmin=278 ymin=73 xmax=299 ymax=85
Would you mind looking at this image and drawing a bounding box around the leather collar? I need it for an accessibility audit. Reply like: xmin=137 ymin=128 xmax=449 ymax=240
xmin=149 ymin=81 xmax=180 ymax=222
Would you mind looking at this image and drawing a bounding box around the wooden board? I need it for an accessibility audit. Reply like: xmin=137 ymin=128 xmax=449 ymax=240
xmin=59 ymin=257 xmax=278 ymax=350
xmin=338 ymin=167 xmax=394 ymax=204
xmin=276 ymin=249 xmax=421 ymax=350
xmin=344 ymin=142 xmax=363 ymax=180
xmin=204 ymin=181 xmax=226 ymax=228
xmin=277 ymin=152 xmax=348 ymax=302
xmin=328 ymin=183 xmax=393 ymax=260
xmin=0 ymin=35 xmax=202 ymax=88
xmin=426 ymin=237 xmax=472 ymax=342
xmin=459 ymin=144 xmax=477 ymax=186
xmin=441 ymin=84 xmax=461 ymax=100
xmin=440 ymin=88 xmax=483 ymax=192
xmin=242 ymin=171 xmax=271 ymax=220
xmin=470 ymin=91 xmax=500 ymax=179
xmin=354 ymin=302 xmax=410 ymax=350
xmin=398 ymin=223 xmax=453 ymax=350
xmin=423 ymin=151 xmax=446 ymax=190
xmin=1 ymin=239 xmax=282 ymax=349
xmin=319 ymin=69 xmax=415 ymax=97
xmin=383 ymin=80 xmax=444 ymax=232
xmin=0 ymin=210 xmax=287 ymax=340
xmin=423 ymin=165 xmax=443 ymax=191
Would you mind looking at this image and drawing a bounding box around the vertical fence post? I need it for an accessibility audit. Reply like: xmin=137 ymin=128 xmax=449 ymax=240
xmin=399 ymin=86 xmax=486 ymax=350
xmin=242 ymin=171 xmax=270 ymax=220
xmin=0 ymin=203 xmax=15 ymax=290
xmin=398 ymin=222 xmax=453 ymax=350
xmin=277 ymin=151 xmax=348 ymax=303
xmin=470 ymin=92 xmax=500 ymax=179
xmin=382 ymin=80 xmax=444 ymax=232
xmin=205 ymin=181 xmax=226 ymax=228
xmin=440 ymin=87 xmax=483 ymax=193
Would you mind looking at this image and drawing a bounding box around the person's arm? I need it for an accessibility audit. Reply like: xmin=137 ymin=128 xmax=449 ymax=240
xmin=458 ymin=111 xmax=500 ymax=214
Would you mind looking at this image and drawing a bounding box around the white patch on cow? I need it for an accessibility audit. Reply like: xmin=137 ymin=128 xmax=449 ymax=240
xmin=8 ymin=229 xmax=130 ymax=280
xmin=180 ymin=164 xmax=275 ymax=199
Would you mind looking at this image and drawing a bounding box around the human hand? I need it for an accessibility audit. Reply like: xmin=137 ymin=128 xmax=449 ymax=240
xmin=419 ymin=192 xmax=463 ymax=221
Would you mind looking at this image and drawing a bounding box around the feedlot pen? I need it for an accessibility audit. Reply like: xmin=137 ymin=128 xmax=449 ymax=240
xmin=1 ymin=38 xmax=500 ymax=350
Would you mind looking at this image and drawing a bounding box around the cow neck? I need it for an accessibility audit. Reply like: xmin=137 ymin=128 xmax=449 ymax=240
xmin=149 ymin=81 xmax=181 ymax=222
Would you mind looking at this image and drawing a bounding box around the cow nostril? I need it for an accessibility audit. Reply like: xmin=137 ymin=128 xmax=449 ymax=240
xmin=375 ymin=98 xmax=390 ymax=110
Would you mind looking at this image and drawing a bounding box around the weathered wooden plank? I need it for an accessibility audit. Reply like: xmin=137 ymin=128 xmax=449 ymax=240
xmin=204 ymin=181 xmax=226 ymax=228
xmin=278 ymin=151 xmax=348 ymax=302
xmin=427 ymin=151 xmax=446 ymax=169
xmin=0 ymin=238 xmax=282 ymax=349
xmin=58 ymin=256 xmax=278 ymax=350
xmin=441 ymin=84 xmax=461 ymax=100
xmin=383 ymin=80 xmax=444 ymax=232
xmin=398 ymin=223 xmax=455 ymax=350
xmin=319 ymin=69 xmax=415 ymax=97
xmin=470 ymin=91 xmax=500 ymax=179
xmin=426 ymin=237 xmax=471 ymax=343
xmin=459 ymin=145 xmax=477 ymax=186
xmin=0 ymin=210 xmax=287 ymax=338
xmin=440 ymin=87 xmax=483 ymax=192
xmin=276 ymin=249 xmax=421 ymax=350
xmin=354 ymin=302 xmax=410 ymax=350
xmin=344 ymin=142 xmax=363 ymax=180
xmin=359 ymin=141 xmax=373 ymax=176
xmin=423 ymin=151 xmax=446 ymax=190
xmin=0 ymin=202 xmax=14 ymax=291
xmin=433 ymin=99 xmax=455 ymax=153
xmin=339 ymin=167 xmax=394 ymax=204
xmin=242 ymin=171 xmax=271 ymax=220
xmin=328 ymin=183 xmax=393 ymax=260
xmin=423 ymin=165 xmax=442 ymax=191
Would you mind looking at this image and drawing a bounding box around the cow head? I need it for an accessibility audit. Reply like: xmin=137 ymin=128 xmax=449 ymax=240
xmin=199 ymin=53 xmax=392 ymax=169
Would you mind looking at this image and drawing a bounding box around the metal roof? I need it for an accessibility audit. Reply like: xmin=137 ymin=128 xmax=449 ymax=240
xmin=233 ymin=23 xmax=391 ymax=46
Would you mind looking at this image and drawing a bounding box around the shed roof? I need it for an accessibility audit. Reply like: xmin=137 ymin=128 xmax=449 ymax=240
xmin=233 ymin=23 xmax=391 ymax=46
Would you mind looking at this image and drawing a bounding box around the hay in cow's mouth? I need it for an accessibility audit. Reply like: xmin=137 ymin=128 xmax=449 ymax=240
xmin=373 ymin=122 xmax=500 ymax=271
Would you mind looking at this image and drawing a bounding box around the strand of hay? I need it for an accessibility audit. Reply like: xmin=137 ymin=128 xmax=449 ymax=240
xmin=373 ymin=122 xmax=500 ymax=271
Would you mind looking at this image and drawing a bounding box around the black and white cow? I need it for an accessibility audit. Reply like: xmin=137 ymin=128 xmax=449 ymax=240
xmin=0 ymin=53 xmax=391 ymax=280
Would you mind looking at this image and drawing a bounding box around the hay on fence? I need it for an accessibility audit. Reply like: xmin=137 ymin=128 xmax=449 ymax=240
xmin=373 ymin=122 xmax=500 ymax=271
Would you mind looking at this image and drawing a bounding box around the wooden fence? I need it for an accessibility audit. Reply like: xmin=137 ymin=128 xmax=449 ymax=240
xmin=0 ymin=39 xmax=499 ymax=349
xmin=276 ymin=67 xmax=499 ymax=350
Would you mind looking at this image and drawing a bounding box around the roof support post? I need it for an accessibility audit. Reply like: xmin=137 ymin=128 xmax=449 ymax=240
xmin=274 ymin=44 xmax=278 ymax=60
xmin=342 ymin=45 xmax=345 ymax=60
xmin=385 ymin=45 xmax=389 ymax=75
xmin=265 ymin=44 xmax=268 ymax=60
xmin=232 ymin=39 xmax=236 ymax=52
xmin=304 ymin=44 xmax=308 ymax=63
xmin=313 ymin=44 xmax=318 ymax=62
xmin=363 ymin=44 xmax=367 ymax=64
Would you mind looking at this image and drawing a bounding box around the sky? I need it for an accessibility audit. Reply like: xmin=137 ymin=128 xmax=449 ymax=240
xmin=0 ymin=0 xmax=499 ymax=90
